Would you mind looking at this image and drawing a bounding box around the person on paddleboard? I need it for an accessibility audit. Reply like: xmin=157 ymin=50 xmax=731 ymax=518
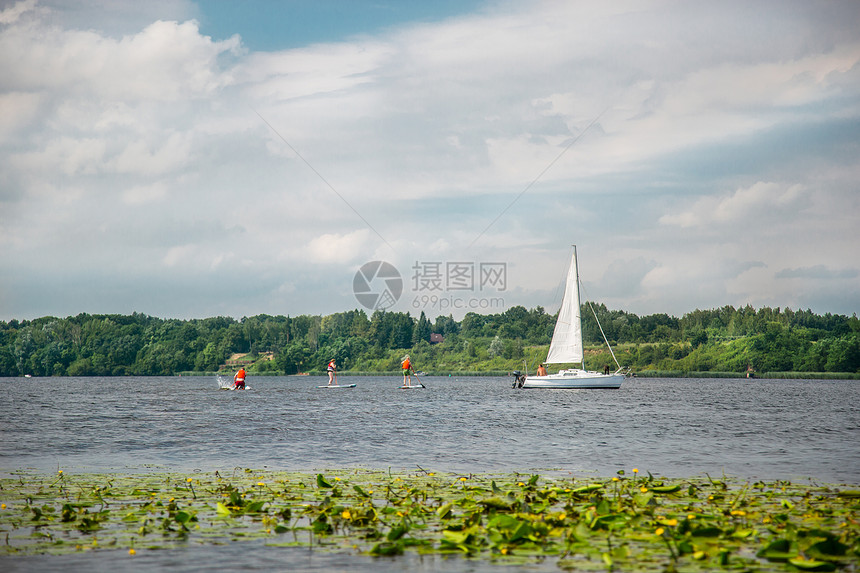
xmin=233 ymin=367 xmax=246 ymax=390
xmin=401 ymin=355 xmax=412 ymax=387
xmin=327 ymin=359 xmax=337 ymax=386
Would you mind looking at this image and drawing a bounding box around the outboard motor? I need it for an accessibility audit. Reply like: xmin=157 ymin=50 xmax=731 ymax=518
xmin=511 ymin=370 xmax=526 ymax=388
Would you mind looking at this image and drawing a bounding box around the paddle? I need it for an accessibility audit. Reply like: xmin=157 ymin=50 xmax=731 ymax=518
xmin=410 ymin=368 xmax=426 ymax=389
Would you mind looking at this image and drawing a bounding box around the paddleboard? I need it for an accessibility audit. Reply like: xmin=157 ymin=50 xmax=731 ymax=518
xmin=318 ymin=384 xmax=357 ymax=389
xmin=398 ymin=384 xmax=425 ymax=389
xmin=216 ymin=376 xmax=249 ymax=390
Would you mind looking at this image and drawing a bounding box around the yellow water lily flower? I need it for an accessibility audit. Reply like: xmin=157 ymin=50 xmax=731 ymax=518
xmin=342 ymin=510 xmax=351 ymax=519
xmin=655 ymin=527 xmax=664 ymax=535
xmin=129 ymin=548 xmax=136 ymax=555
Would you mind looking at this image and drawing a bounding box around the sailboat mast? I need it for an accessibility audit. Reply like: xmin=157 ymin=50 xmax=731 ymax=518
xmin=573 ymin=246 xmax=581 ymax=367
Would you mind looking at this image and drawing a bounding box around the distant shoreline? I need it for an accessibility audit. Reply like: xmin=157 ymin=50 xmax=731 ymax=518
xmin=7 ymin=371 xmax=858 ymax=379
xmin=170 ymin=370 xmax=860 ymax=379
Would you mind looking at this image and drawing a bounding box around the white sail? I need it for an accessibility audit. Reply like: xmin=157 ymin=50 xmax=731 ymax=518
xmin=515 ymin=246 xmax=625 ymax=389
xmin=544 ymin=247 xmax=583 ymax=364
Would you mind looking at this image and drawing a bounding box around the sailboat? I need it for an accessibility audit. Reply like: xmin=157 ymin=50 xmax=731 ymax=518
xmin=517 ymin=246 xmax=626 ymax=389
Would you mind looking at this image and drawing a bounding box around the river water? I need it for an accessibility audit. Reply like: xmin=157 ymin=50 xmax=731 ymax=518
xmin=2 ymin=375 xmax=858 ymax=571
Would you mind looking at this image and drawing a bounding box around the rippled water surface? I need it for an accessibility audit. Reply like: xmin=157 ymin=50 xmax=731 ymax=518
xmin=3 ymin=375 xmax=858 ymax=481
xmin=2 ymin=375 xmax=858 ymax=571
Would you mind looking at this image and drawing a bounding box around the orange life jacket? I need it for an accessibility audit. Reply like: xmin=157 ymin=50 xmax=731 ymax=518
xmin=235 ymin=369 xmax=246 ymax=382
xmin=401 ymin=359 xmax=410 ymax=370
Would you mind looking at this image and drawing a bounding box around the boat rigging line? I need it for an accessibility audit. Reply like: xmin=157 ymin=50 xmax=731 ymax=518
xmin=253 ymin=108 xmax=395 ymax=252
xmin=467 ymin=106 xmax=611 ymax=249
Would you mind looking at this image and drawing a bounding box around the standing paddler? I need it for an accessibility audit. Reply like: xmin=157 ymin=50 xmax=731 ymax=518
xmin=233 ymin=367 xmax=246 ymax=390
xmin=401 ymin=355 xmax=412 ymax=387
xmin=327 ymin=359 xmax=337 ymax=386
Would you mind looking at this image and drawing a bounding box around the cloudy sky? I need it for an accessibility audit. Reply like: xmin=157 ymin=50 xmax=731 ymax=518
xmin=1 ymin=0 xmax=858 ymax=322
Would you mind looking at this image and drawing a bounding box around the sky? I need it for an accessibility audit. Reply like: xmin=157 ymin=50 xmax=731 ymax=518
xmin=1 ymin=0 xmax=859 ymax=322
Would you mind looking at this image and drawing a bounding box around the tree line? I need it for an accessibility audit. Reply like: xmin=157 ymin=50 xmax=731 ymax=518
xmin=0 ymin=304 xmax=858 ymax=377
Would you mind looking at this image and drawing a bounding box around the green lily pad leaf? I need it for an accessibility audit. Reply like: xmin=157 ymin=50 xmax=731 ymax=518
xmin=442 ymin=529 xmax=470 ymax=545
xmin=651 ymin=484 xmax=681 ymax=493
xmin=245 ymin=500 xmax=266 ymax=513
xmin=387 ymin=524 xmax=409 ymax=541
xmin=509 ymin=521 xmax=531 ymax=542
xmin=370 ymin=541 xmax=404 ymax=556
xmin=757 ymin=539 xmax=794 ymax=562
xmin=807 ymin=537 xmax=849 ymax=558
xmin=312 ymin=516 xmax=332 ymax=534
xmin=571 ymin=484 xmax=603 ymax=494
xmin=690 ymin=526 xmax=723 ymax=538
xmin=436 ymin=503 xmax=453 ymax=519
xmin=216 ymin=502 xmax=231 ymax=516
xmin=788 ymin=557 xmax=837 ymax=571
xmin=835 ymin=490 xmax=860 ymax=498
xmin=353 ymin=484 xmax=369 ymax=497
xmin=174 ymin=510 xmax=193 ymax=524
xmin=478 ymin=497 xmax=513 ymax=511
xmin=488 ymin=514 xmax=520 ymax=528
xmin=316 ymin=474 xmax=333 ymax=489
xmin=596 ymin=499 xmax=610 ymax=515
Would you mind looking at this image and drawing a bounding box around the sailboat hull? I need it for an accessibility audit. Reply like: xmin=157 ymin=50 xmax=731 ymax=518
xmin=522 ymin=369 xmax=624 ymax=389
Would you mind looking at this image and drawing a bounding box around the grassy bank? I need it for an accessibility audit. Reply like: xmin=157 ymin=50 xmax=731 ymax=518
xmin=1 ymin=468 xmax=857 ymax=571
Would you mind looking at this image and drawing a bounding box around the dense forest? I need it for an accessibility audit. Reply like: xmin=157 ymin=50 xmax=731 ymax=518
xmin=1 ymin=304 xmax=858 ymax=377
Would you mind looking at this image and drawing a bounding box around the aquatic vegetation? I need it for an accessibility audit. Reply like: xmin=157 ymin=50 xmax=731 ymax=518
xmin=0 ymin=468 xmax=857 ymax=571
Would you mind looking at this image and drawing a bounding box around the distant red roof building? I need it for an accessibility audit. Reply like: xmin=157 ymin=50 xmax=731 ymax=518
xmin=430 ymin=333 xmax=444 ymax=344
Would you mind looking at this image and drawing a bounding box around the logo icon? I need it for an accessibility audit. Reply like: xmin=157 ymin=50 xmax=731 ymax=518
xmin=353 ymin=261 xmax=403 ymax=310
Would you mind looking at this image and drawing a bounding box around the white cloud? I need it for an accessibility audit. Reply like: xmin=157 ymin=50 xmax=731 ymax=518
xmin=659 ymin=182 xmax=805 ymax=229
xmin=306 ymin=229 xmax=374 ymax=264
xmin=121 ymin=181 xmax=168 ymax=205
xmin=0 ymin=0 xmax=37 ymax=24
xmin=0 ymin=91 xmax=41 ymax=141
xmin=1 ymin=0 xmax=859 ymax=320
xmin=111 ymin=132 xmax=194 ymax=175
